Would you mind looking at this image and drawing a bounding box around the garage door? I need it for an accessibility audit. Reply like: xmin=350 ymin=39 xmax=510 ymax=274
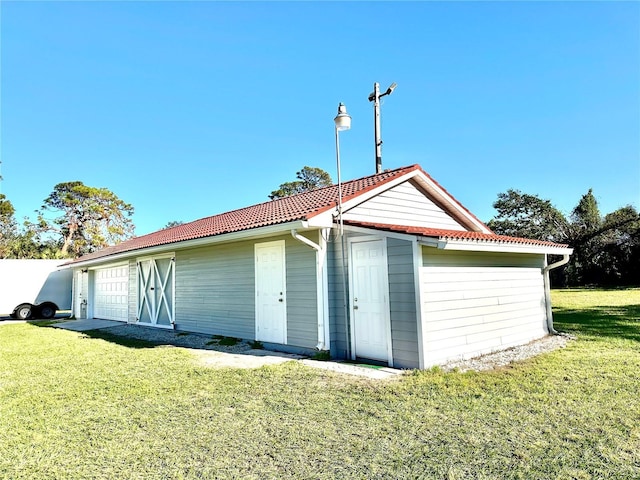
xmin=94 ymin=265 xmax=129 ymax=321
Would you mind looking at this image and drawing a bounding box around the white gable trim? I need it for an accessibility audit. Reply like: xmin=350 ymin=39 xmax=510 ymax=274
xmin=409 ymin=173 xmax=491 ymax=233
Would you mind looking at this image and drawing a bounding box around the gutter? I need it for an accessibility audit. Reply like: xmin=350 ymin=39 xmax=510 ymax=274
xmin=419 ymin=237 xmax=572 ymax=255
xmin=542 ymin=254 xmax=571 ymax=334
xmin=291 ymin=229 xmax=328 ymax=351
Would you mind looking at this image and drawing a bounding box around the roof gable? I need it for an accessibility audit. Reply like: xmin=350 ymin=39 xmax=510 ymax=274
xmin=342 ymin=179 xmax=468 ymax=231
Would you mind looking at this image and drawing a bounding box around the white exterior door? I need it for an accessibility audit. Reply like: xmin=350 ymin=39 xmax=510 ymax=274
xmin=255 ymin=241 xmax=287 ymax=344
xmin=350 ymin=239 xmax=391 ymax=363
xmin=93 ymin=265 xmax=129 ymax=322
xmin=74 ymin=270 xmax=88 ymax=319
xmin=137 ymin=255 xmax=175 ymax=328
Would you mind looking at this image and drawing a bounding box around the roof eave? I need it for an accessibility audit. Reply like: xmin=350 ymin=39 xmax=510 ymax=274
xmin=419 ymin=237 xmax=573 ymax=255
xmin=69 ymin=220 xmax=311 ymax=268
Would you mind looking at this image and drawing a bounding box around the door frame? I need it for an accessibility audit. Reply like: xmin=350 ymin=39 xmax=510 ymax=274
xmin=136 ymin=253 xmax=175 ymax=329
xmin=74 ymin=270 xmax=88 ymax=319
xmin=347 ymin=235 xmax=393 ymax=366
xmin=254 ymin=240 xmax=287 ymax=344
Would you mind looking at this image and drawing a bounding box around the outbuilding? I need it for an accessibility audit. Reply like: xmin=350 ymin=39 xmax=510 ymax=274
xmin=68 ymin=165 xmax=572 ymax=369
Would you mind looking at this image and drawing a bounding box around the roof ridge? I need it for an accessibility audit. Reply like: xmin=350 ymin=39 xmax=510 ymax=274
xmin=67 ymin=164 xmax=450 ymax=264
xmin=131 ymin=164 xmax=421 ymax=240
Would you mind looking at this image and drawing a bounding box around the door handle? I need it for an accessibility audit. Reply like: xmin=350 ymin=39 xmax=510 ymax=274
xmin=278 ymin=298 xmax=283 ymax=302
xmin=353 ymin=305 xmax=358 ymax=310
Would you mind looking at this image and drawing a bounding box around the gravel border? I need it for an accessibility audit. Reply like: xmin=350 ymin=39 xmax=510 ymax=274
xmin=102 ymin=324 xmax=256 ymax=354
xmin=440 ymin=333 xmax=575 ymax=373
xmin=98 ymin=324 xmax=574 ymax=376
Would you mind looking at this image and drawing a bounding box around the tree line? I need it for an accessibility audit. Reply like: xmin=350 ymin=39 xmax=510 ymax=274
xmin=2 ymin=169 xmax=637 ymax=287
xmin=0 ymin=182 xmax=134 ymax=259
xmin=487 ymin=189 xmax=639 ymax=287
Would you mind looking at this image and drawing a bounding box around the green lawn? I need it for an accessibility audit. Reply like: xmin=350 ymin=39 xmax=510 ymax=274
xmin=1 ymin=289 xmax=639 ymax=479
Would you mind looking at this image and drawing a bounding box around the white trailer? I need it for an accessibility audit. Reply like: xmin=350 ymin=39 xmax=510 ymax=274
xmin=0 ymin=259 xmax=72 ymax=320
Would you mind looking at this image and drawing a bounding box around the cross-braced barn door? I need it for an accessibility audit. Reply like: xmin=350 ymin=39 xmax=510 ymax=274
xmin=137 ymin=254 xmax=175 ymax=328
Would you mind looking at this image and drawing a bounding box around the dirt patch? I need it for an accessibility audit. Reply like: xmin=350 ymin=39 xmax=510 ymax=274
xmin=194 ymin=349 xmax=304 ymax=369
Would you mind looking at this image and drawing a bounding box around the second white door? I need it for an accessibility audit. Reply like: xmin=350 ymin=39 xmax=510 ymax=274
xmin=350 ymin=239 xmax=390 ymax=363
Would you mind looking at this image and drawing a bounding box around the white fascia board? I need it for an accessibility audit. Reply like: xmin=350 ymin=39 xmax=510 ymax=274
xmin=342 ymin=224 xmax=419 ymax=242
xmin=419 ymin=238 xmax=573 ymax=255
xmin=418 ymin=237 xmax=448 ymax=249
xmin=70 ymin=220 xmax=310 ymax=268
xmin=305 ymin=213 xmax=335 ymax=228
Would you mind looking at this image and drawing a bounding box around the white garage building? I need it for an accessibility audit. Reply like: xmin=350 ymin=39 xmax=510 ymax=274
xmin=68 ymin=165 xmax=572 ymax=369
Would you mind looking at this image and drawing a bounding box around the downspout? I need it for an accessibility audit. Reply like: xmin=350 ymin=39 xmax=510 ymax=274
xmin=291 ymin=229 xmax=327 ymax=351
xmin=542 ymin=254 xmax=570 ymax=334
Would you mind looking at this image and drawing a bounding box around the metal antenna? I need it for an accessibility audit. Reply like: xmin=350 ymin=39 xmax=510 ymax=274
xmin=368 ymin=82 xmax=397 ymax=174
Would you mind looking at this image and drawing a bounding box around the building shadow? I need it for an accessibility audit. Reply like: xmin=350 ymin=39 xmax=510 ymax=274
xmin=554 ymin=304 xmax=640 ymax=342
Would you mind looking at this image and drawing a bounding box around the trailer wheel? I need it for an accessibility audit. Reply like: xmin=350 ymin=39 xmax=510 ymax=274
xmin=37 ymin=302 xmax=57 ymax=319
xmin=14 ymin=303 xmax=33 ymax=320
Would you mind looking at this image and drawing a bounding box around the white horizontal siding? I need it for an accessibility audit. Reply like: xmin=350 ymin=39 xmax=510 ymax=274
xmin=421 ymin=249 xmax=548 ymax=366
xmin=284 ymin=234 xmax=318 ymax=349
xmin=172 ymin=234 xmax=318 ymax=349
xmin=387 ymin=237 xmax=420 ymax=369
xmin=422 ymin=248 xmax=543 ymax=268
xmin=343 ymin=180 xmax=466 ymax=230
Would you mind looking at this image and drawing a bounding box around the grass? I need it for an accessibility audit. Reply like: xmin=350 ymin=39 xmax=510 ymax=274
xmin=1 ymin=289 xmax=639 ymax=479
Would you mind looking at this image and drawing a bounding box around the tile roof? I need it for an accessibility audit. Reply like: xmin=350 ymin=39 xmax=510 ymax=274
xmin=346 ymin=222 xmax=570 ymax=248
xmin=71 ymin=165 xmax=422 ymax=263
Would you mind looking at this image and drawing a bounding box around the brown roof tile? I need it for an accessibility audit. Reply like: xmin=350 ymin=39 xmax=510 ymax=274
xmin=347 ymin=221 xmax=569 ymax=248
xmin=71 ymin=165 xmax=420 ymax=263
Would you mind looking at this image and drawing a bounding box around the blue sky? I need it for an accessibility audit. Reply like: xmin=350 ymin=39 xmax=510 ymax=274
xmin=1 ymin=1 xmax=638 ymax=236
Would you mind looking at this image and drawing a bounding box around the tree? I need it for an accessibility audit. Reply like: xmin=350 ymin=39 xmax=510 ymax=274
xmin=486 ymin=189 xmax=569 ymax=242
xmin=33 ymin=181 xmax=135 ymax=257
xmin=571 ymin=189 xmax=600 ymax=234
xmin=0 ymin=194 xmax=61 ymax=259
xmin=568 ymin=201 xmax=640 ymax=286
xmin=163 ymin=220 xmax=184 ymax=229
xmin=0 ymin=193 xmax=17 ymax=258
xmin=487 ymin=188 xmax=640 ymax=286
xmin=4 ymin=229 xmax=61 ymax=259
xmin=269 ymin=166 xmax=332 ymax=200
